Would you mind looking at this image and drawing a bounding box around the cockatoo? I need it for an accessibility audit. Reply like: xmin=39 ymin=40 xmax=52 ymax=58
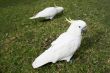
xmin=29 ymin=6 xmax=64 ymax=20
xmin=32 ymin=18 xmax=87 ymax=68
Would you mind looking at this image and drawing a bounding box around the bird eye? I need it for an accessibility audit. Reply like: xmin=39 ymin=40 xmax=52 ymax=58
xmin=79 ymin=26 xmax=81 ymax=28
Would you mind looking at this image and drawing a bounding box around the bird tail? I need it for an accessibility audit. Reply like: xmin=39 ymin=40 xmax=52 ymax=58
xmin=29 ymin=15 xmax=39 ymax=19
xmin=32 ymin=50 xmax=52 ymax=68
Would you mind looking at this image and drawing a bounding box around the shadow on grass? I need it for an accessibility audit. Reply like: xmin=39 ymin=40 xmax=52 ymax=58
xmin=73 ymin=30 xmax=105 ymax=60
xmin=54 ymin=12 xmax=64 ymax=19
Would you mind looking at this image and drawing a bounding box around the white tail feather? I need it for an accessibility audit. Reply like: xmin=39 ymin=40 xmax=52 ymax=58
xmin=32 ymin=49 xmax=52 ymax=68
xmin=29 ymin=16 xmax=36 ymax=19
xmin=29 ymin=17 xmax=35 ymax=19
xmin=29 ymin=15 xmax=39 ymax=19
xmin=32 ymin=57 xmax=50 ymax=68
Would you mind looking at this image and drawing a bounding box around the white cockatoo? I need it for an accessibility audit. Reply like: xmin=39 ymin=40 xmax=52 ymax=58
xmin=29 ymin=6 xmax=64 ymax=20
xmin=32 ymin=18 xmax=87 ymax=68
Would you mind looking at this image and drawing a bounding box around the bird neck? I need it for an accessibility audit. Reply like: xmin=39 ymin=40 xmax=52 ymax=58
xmin=55 ymin=7 xmax=62 ymax=13
xmin=67 ymin=27 xmax=82 ymax=36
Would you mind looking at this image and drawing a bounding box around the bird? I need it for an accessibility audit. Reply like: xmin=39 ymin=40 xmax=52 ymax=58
xmin=29 ymin=6 xmax=64 ymax=20
xmin=32 ymin=18 xmax=87 ymax=68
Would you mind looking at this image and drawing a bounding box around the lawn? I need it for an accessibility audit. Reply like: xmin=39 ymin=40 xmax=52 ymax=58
xmin=0 ymin=0 xmax=110 ymax=73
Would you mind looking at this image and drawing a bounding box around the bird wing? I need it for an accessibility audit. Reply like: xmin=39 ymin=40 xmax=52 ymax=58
xmin=36 ymin=7 xmax=57 ymax=17
xmin=50 ymin=34 xmax=79 ymax=57
xmin=34 ymin=36 xmax=75 ymax=63
xmin=49 ymin=32 xmax=81 ymax=58
xmin=51 ymin=32 xmax=68 ymax=46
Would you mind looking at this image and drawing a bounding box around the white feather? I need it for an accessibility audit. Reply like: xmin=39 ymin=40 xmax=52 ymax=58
xmin=32 ymin=19 xmax=87 ymax=68
xmin=29 ymin=7 xmax=64 ymax=20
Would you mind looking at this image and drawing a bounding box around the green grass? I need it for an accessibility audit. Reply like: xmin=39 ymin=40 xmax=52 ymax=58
xmin=0 ymin=0 xmax=110 ymax=73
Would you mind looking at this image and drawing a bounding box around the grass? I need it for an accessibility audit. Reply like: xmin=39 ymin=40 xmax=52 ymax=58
xmin=0 ymin=0 xmax=110 ymax=73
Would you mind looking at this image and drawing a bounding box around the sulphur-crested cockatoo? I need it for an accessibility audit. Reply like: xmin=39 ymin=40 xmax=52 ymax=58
xmin=32 ymin=18 xmax=87 ymax=68
xmin=29 ymin=6 xmax=64 ymax=20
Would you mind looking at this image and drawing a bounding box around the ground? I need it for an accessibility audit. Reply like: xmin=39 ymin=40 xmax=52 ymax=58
xmin=0 ymin=0 xmax=110 ymax=73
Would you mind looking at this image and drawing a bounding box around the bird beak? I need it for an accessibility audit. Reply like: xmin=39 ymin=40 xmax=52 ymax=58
xmin=82 ymin=26 xmax=87 ymax=33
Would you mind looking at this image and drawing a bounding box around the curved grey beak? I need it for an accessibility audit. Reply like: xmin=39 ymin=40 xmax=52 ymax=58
xmin=82 ymin=26 xmax=87 ymax=33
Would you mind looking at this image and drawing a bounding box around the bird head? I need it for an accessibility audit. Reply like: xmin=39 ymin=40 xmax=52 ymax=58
xmin=54 ymin=4 xmax=64 ymax=13
xmin=65 ymin=18 xmax=87 ymax=33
